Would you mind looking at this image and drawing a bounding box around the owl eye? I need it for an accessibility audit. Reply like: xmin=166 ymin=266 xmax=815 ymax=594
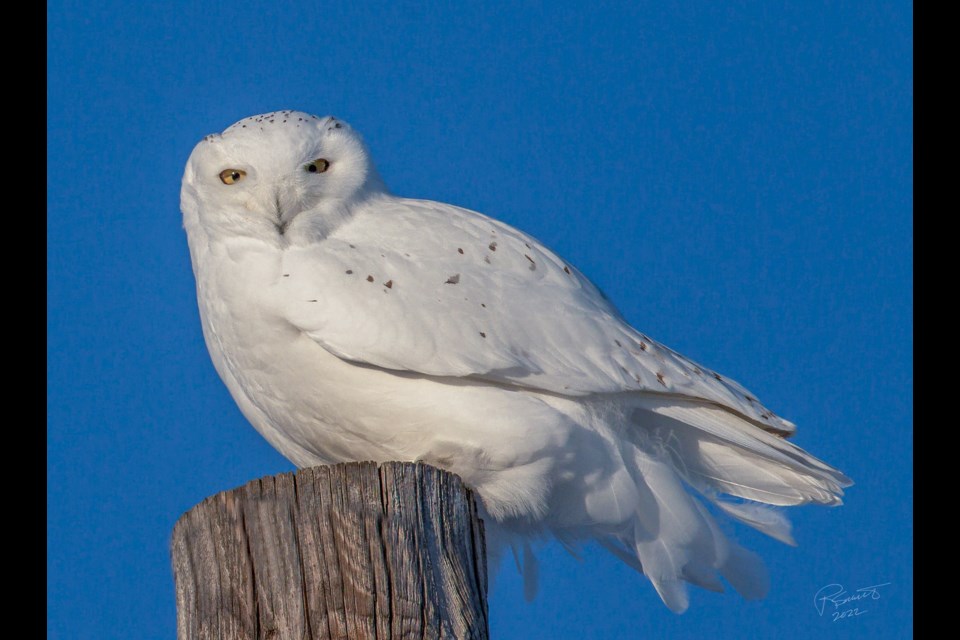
xmin=219 ymin=169 xmax=246 ymax=185
xmin=305 ymin=158 xmax=330 ymax=174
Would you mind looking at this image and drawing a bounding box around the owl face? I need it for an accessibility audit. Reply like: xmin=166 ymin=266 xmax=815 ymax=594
xmin=182 ymin=111 xmax=383 ymax=240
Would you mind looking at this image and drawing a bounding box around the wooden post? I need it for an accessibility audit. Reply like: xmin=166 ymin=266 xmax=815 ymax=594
xmin=171 ymin=462 xmax=489 ymax=640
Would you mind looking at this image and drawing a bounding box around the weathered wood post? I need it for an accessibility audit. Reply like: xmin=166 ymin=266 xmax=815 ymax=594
xmin=171 ymin=461 xmax=489 ymax=640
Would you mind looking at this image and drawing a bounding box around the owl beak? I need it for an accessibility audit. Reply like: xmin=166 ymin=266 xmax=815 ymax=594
xmin=270 ymin=184 xmax=303 ymax=235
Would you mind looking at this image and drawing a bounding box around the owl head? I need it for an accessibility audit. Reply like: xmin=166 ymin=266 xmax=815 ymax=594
xmin=181 ymin=111 xmax=385 ymax=241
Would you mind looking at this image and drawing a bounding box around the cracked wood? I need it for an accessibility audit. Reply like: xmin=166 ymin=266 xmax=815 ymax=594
xmin=171 ymin=462 xmax=489 ymax=640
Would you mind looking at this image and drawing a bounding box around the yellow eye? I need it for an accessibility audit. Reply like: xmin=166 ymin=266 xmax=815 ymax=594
xmin=219 ymin=169 xmax=246 ymax=185
xmin=305 ymin=158 xmax=330 ymax=174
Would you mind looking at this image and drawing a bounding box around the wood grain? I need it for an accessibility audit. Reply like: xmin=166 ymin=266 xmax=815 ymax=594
xmin=172 ymin=462 xmax=488 ymax=640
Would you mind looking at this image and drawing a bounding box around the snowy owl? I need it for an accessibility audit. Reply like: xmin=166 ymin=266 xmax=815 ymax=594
xmin=181 ymin=110 xmax=850 ymax=613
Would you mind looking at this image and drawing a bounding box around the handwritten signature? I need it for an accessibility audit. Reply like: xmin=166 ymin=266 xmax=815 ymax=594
xmin=814 ymin=582 xmax=891 ymax=622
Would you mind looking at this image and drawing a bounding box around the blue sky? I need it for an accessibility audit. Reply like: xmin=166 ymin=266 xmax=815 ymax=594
xmin=48 ymin=2 xmax=912 ymax=638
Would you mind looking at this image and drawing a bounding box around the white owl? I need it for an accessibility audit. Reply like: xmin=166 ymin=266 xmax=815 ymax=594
xmin=181 ymin=110 xmax=850 ymax=612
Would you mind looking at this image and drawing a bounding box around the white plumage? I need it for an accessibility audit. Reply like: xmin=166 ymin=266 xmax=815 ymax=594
xmin=181 ymin=111 xmax=850 ymax=612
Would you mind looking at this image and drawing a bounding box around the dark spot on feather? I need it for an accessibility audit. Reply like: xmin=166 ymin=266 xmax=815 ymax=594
xmin=479 ymin=332 xmax=486 ymax=338
xmin=445 ymin=274 xmax=460 ymax=284
xmin=525 ymin=243 xmax=531 ymax=249
xmin=564 ymin=265 xmax=571 ymax=274
xmin=349 ymin=244 xmax=356 ymax=249
xmin=639 ymin=342 xmax=647 ymax=351
xmin=366 ymin=275 xmax=374 ymax=282
xmin=488 ymin=242 xmax=497 ymax=251
xmin=282 ymin=273 xmax=290 ymax=277
xmin=524 ymin=254 xmax=536 ymax=270
xmin=345 ymin=270 xmax=353 ymax=274
xmin=484 ymin=256 xmax=491 ymax=264
xmin=713 ymin=373 xmax=723 ymax=381
xmin=384 ymin=280 xmax=393 ymax=288
xmin=307 ymin=299 xmax=317 ymax=303
xmin=656 ymin=372 xmax=666 ymax=386
xmin=693 ymin=367 xmax=702 ymax=375
xmin=745 ymin=395 xmax=756 ymax=403
xmin=458 ymin=248 xmax=464 ymax=254
xmin=480 ymin=303 xmax=486 ymax=308
xmin=614 ymin=339 xmax=623 ymax=348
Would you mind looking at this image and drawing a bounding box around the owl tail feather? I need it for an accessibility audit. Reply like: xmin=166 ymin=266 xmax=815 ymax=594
xmin=580 ymin=397 xmax=850 ymax=612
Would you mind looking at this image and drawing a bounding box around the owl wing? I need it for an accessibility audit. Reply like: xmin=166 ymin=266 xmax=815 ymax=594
xmin=278 ymin=196 xmax=796 ymax=435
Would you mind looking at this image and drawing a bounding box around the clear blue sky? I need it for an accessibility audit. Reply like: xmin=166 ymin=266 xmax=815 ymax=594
xmin=48 ymin=2 xmax=912 ymax=638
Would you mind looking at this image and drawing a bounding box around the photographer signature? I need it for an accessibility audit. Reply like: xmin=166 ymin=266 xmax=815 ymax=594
xmin=814 ymin=582 xmax=891 ymax=622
